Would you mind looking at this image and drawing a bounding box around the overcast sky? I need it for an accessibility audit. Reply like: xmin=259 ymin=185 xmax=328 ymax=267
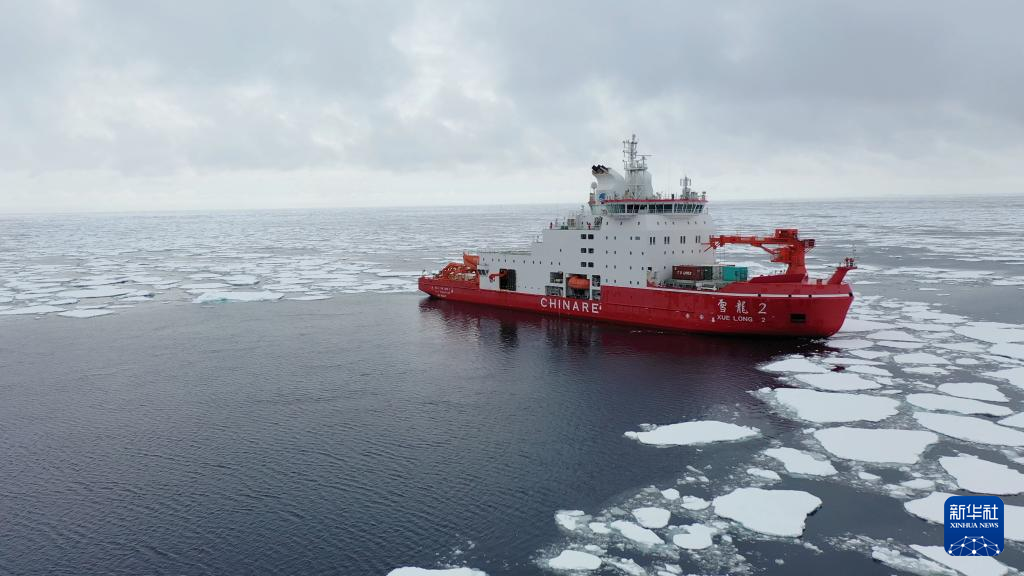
xmin=2 ymin=1 xmax=1022 ymax=212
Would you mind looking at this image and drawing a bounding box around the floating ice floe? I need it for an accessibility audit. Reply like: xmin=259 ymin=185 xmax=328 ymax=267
xmin=287 ymin=294 xmax=331 ymax=301
xmin=984 ymin=367 xmax=1024 ymax=389
xmin=609 ymin=520 xmax=664 ymax=546
xmin=180 ymin=282 xmax=231 ymax=290
xmin=839 ymin=318 xmax=894 ymax=332
xmin=587 ymin=522 xmax=611 ymax=534
xmin=763 ymin=447 xmax=838 ymax=476
xmin=222 ymin=275 xmax=259 ymax=286
xmin=660 ymin=488 xmax=679 ymax=500
xmin=905 ymin=393 xmax=1012 ymax=417
xmin=387 ymin=568 xmax=486 ymax=576
xmin=672 ymin=524 xmax=717 ymax=550
xmin=905 ymin=491 xmax=1024 ymax=542
xmin=813 ymin=427 xmax=938 ymax=464
xmin=555 ymin=510 xmax=585 ymax=531
xmin=845 ymin=365 xmax=892 ymax=377
xmin=914 ymin=412 xmax=1024 ymax=447
xmin=869 ymin=545 xmax=957 ymax=576
xmin=56 ymin=286 xmax=133 ymax=299
xmin=937 ymin=383 xmax=1008 ymax=403
xmin=826 ymin=338 xmax=874 ymax=350
xmin=761 ymin=357 xmax=827 ymax=373
xmin=624 ymin=420 xmax=760 ymax=446
xmin=57 ymin=309 xmax=115 ymax=319
xmin=547 ymin=549 xmax=602 ymax=571
xmin=747 ymin=467 xmax=781 ymax=480
xmin=770 ymin=389 xmax=899 ymax=423
xmin=680 ymin=496 xmax=710 ymax=510
xmin=631 ymin=507 xmax=670 ymax=529
xmin=193 ymin=291 xmax=284 ymax=304
xmin=998 ymin=413 xmax=1024 ymax=428
xmin=712 ymin=487 xmax=821 ymax=537
xmin=909 ymin=545 xmax=1008 ymax=576
xmin=0 ymin=305 xmax=65 ymax=315
xmin=939 ymin=455 xmax=1024 ymax=495
xmin=991 ymin=343 xmax=1024 ymax=361
xmin=893 ymin=352 xmax=949 ymax=365
xmin=955 ymin=324 xmax=1024 ymax=344
xmin=867 ymin=330 xmax=921 ymax=342
xmin=792 ymin=372 xmax=881 ymax=391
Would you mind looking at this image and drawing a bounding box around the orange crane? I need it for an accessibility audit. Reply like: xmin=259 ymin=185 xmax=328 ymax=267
xmin=436 ymin=253 xmax=479 ymax=282
xmin=706 ymin=228 xmax=815 ymax=279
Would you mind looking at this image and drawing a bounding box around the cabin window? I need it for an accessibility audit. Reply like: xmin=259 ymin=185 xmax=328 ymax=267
xmin=592 ymin=275 xmax=601 ymax=287
xmin=648 ymin=237 xmax=655 ymax=245
xmin=580 ymin=233 xmax=586 ymax=240
xmin=580 ymin=261 xmax=587 ymax=267
xmin=663 ymin=236 xmax=670 ymax=244
xmin=681 ymin=236 xmax=686 ymax=244
xmin=546 ymin=286 xmax=563 ymax=296
xmin=588 ymin=262 xmax=594 ymax=268
xmin=549 ymin=272 xmax=564 ymax=283
xmin=588 ymin=248 xmax=594 ymax=253
xmin=587 ymin=234 xmax=594 ymax=239
xmin=580 ymin=248 xmax=587 ymax=253
xmin=591 ymin=289 xmax=601 ymax=301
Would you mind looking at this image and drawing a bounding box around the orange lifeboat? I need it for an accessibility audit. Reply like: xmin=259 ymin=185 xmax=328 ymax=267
xmin=567 ymin=275 xmax=590 ymax=290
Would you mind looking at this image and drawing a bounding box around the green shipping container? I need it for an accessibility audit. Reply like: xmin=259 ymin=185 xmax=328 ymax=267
xmin=722 ymin=266 xmax=749 ymax=282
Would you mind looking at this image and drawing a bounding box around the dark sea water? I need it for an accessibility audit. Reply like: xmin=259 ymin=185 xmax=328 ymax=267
xmin=1 ymin=196 xmax=1023 ymax=575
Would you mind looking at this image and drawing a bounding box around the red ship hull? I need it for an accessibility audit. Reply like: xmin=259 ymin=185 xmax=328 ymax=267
xmin=419 ymin=277 xmax=853 ymax=338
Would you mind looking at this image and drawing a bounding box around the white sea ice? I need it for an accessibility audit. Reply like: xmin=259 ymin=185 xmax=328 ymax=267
xmin=955 ymin=324 xmax=1024 ymax=344
xmin=914 ymin=412 xmax=1024 ymax=447
xmin=679 ymin=496 xmax=710 ymax=510
xmin=555 ymin=510 xmax=585 ymax=531
xmin=180 ymin=282 xmax=231 ymax=290
xmin=632 ymin=507 xmax=671 ymax=529
xmin=56 ymin=286 xmax=133 ymax=299
xmin=991 ymin=343 xmax=1024 ymax=361
xmin=761 ymin=358 xmax=827 ymax=373
xmin=894 ymin=352 xmax=949 ymax=365
xmin=813 ymin=427 xmax=938 ymax=464
xmin=624 ymin=421 xmax=759 ymax=446
xmin=609 ymin=520 xmax=664 ymax=546
xmin=222 ymin=275 xmax=259 ymax=286
xmin=827 ymin=338 xmax=874 ymax=350
xmin=910 ymin=545 xmax=1008 ymax=576
xmin=792 ymin=372 xmax=881 ymax=391
xmin=937 ymin=383 xmax=1008 ymax=403
xmin=850 ymin=349 xmax=890 ymax=360
xmin=547 ymin=550 xmax=602 ymax=571
xmin=771 ymin=389 xmax=899 ymax=423
xmin=287 ymin=295 xmax=331 ymax=301
xmin=672 ymin=524 xmax=717 ymax=550
xmin=905 ymin=491 xmax=1024 ymax=542
xmin=387 ymin=568 xmax=487 ymax=576
xmin=858 ymin=471 xmax=881 ymax=481
xmin=905 ymin=394 xmax=1012 ymax=417
xmin=984 ymin=367 xmax=1024 ymax=389
xmin=193 ymin=291 xmax=284 ymax=304
xmin=588 ymin=522 xmax=611 ymax=535
xmin=900 ymin=479 xmax=935 ymax=491
xmin=998 ymin=413 xmax=1024 ymax=428
xmin=764 ymin=447 xmax=838 ymax=476
xmin=940 ymin=455 xmax=1024 ymax=495
xmin=747 ymin=467 xmax=781 ymax=480
xmin=870 ymin=546 xmax=956 ymax=576
xmin=712 ymin=487 xmax=821 ymax=537
xmin=0 ymin=305 xmax=65 ymax=315
xmin=867 ymin=330 xmax=921 ymax=342
xmin=839 ymin=318 xmax=894 ymax=332
xmin=660 ymin=488 xmax=680 ymax=501
xmin=845 ymin=365 xmax=892 ymax=377
xmin=58 ymin=309 xmax=115 ymax=318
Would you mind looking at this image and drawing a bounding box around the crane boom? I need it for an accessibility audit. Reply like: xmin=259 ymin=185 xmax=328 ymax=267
xmin=706 ymin=228 xmax=815 ymax=279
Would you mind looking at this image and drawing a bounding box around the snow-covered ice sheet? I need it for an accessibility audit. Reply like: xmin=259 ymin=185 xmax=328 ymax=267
xmin=769 ymin=388 xmax=898 ymax=423
xmin=937 ymin=383 xmax=1008 ymax=403
xmin=813 ymin=427 xmax=938 ymax=464
xmin=624 ymin=421 xmax=759 ymax=446
xmin=763 ymin=447 xmax=838 ymax=476
xmin=547 ymin=550 xmax=602 ymax=571
xmin=387 ymin=568 xmax=487 ymax=576
xmin=792 ymin=372 xmax=881 ymax=391
xmin=57 ymin=309 xmax=115 ymax=319
xmin=939 ymin=455 xmax=1024 ymax=495
xmin=905 ymin=393 xmax=1012 ymax=417
xmin=193 ymin=291 xmax=284 ymax=303
xmin=631 ymin=507 xmax=670 ymax=529
xmin=712 ymin=487 xmax=821 ymax=537
xmin=672 ymin=524 xmax=716 ymax=550
xmin=914 ymin=412 xmax=1024 ymax=446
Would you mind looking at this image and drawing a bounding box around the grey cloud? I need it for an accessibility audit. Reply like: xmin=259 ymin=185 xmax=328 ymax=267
xmin=1 ymin=0 xmax=1022 ymax=186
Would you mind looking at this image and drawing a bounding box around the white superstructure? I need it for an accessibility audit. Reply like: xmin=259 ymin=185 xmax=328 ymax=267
xmin=477 ymin=135 xmax=717 ymax=300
